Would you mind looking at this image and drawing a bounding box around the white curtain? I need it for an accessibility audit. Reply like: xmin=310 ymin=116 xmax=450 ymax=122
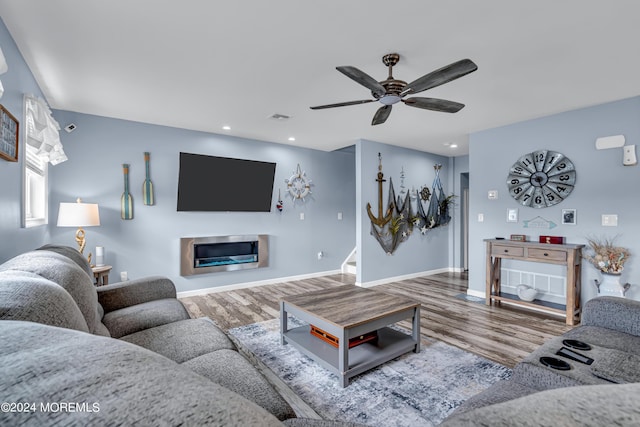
xmin=24 ymin=94 xmax=67 ymax=165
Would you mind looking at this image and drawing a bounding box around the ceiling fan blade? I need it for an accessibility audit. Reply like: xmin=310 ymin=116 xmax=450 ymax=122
xmin=403 ymin=97 xmax=465 ymax=113
xmin=401 ymin=59 xmax=478 ymax=95
xmin=336 ymin=66 xmax=386 ymax=97
xmin=372 ymin=105 xmax=392 ymax=125
xmin=310 ymin=99 xmax=376 ymax=110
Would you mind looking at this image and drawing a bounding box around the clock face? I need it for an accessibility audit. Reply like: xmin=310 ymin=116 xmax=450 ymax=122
xmin=507 ymin=150 xmax=576 ymax=208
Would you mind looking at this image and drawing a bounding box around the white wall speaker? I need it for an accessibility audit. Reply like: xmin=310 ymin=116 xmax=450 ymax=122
xmin=595 ymin=135 xmax=625 ymax=150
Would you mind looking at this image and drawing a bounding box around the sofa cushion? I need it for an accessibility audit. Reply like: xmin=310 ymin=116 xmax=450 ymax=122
xmin=0 ymin=320 xmax=284 ymax=426
xmin=0 ymin=270 xmax=89 ymax=332
xmin=97 ymin=276 xmax=179 ymax=313
xmin=440 ymin=383 xmax=640 ymax=427
xmin=0 ymin=250 xmax=109 ymax=336
xmin=447 ymin=379 xmax=537 ymax=416
xmin=581 ymin=296 xmax=640 ymax=337
xmin=563 ymin=325 xmax=640 ymax=355
xmin=120 ymin=318 xmax=235 ymax=362
xmin=102 ymin=298 xmax=190 ymax=338
xmin=183 ymin=349 xmax=296 ymax=421
xmin=37 ymin=244 xmax=95 ymax=279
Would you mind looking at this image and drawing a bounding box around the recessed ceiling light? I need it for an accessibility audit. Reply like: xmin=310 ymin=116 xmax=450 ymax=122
xmin=222 ymin=125 xmax=231 ymax=130
xmin=450 ymin=144 xmax=458 ymax=148
xmin=288 ymin=137 xmax=296 ymax=141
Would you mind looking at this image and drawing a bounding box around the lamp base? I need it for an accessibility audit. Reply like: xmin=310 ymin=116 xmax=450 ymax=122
xmin=75 ymin=227 xmax=86 ymax=254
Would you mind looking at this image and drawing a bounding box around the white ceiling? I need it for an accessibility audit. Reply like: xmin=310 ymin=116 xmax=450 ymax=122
xmin=1 ymin=1 xmax=639 ymax=156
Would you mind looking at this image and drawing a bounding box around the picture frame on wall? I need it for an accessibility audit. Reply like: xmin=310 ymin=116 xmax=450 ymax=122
xmin=562 ymin=209 xmax=576 ymax=225
xmin=0 ymin=104 xmax=19 ymax=162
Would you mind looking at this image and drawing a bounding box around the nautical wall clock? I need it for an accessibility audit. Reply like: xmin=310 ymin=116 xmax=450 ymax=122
xmin=285 ymin=164 xmax=312 ymax=201
xmin=506 ymin=149 xmax=576 ymax=208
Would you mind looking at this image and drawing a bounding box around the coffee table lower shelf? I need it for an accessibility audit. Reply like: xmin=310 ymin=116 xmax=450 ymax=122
xmin=282 ymin=325 xmax=416 ymax=383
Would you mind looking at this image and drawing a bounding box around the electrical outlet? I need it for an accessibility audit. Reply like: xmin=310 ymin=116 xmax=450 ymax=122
xmin=299 ymin=213 xmax=305 ymax=220
xmin=120 ymin=271 xmax=128 ymax=281
xmin=478 ymin=213 xmax=484 ymax=222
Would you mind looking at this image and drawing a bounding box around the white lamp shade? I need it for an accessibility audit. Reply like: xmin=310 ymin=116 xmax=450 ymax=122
xmin=57 ymin=201 xmax=100 ymax=227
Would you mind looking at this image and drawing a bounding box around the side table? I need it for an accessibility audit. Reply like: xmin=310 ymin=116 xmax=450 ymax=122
xmin=92 ymin=265 xmax=112 ymax=286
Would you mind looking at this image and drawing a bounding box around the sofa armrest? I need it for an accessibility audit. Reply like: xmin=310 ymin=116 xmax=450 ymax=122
xmin=97 ymin=276 xmax=177 ymax=313
xmin=581 ymin=296 xmax=640 ymax=337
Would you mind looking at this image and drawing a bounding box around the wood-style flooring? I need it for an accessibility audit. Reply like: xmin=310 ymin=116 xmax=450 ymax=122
xmin=180 ymin=272 xmax=573 ymax=368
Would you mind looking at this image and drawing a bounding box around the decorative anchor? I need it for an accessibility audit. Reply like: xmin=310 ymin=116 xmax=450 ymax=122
xmin=367 ymin=153 xmax=393 ymax=227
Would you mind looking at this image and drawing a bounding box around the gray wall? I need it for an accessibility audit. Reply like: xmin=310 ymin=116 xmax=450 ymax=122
xmin=355 ymin=139 xmax=453 ymax=284
xmin=48 ymin=111 xmax=356 ymax=292
xmin=0 ymin=19 xmax=51 ymax=261
xmin=469 ymin=96 xmax=640 ymax=303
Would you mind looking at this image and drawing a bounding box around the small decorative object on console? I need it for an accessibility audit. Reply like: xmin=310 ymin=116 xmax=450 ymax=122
xmin=516 ymin=284 xmax=537 ymax=302
xmin=510 ymin=234 xmax=526 ymax=241
xmin=584 ymin=236 xmax=630 ymax=274
xmin=539 ymin=235 xmax=565 ymax=244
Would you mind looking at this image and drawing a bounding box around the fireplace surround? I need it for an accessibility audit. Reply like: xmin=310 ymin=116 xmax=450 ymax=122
xmin=180 ymin=235 xmax=268 ymax=276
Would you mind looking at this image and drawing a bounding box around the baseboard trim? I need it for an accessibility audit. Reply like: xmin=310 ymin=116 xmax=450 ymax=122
xmin=467 ymin=289 xmax=485 ymax=299
xmin=355 ymin=267 xmax=452 ymax=288
xmin=177 ymin=269 xmax=342 ymax=298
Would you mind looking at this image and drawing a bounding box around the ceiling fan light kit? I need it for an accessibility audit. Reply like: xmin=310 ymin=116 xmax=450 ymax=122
xmin=311 ymin=53 xmax=477 ymax=125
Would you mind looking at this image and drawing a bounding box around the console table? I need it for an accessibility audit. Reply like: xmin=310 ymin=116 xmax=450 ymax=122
xmin=485 ymin=239 xmax=584 ymax=325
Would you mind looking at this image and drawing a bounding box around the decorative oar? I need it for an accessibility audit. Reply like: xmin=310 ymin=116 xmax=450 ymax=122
xmin=142 ymin=152 xmax=154 ymax=205
xmin=121 ymin=164 xmax=133 ymax=220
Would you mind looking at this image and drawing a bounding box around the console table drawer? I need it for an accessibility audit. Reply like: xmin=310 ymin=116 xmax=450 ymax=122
xmin=491 ymin=245 xmax=524 ymax=257
xmin=527 ymin=248 xmax=567 ymax=262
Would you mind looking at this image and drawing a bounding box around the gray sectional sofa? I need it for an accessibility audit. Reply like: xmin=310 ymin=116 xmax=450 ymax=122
xmin=442 ymin=296 xmax=640 ymax=425
xmin=0 ymin=245 xmax=356 ymax=426
xmin=3 ymin=245 xmax=640 ymax=426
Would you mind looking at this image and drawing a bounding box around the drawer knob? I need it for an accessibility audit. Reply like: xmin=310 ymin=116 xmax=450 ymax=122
xmin=543 ymin=253 xmax=549 ymax=256
xmin=504 ymin=249 xmax=509 ymax=253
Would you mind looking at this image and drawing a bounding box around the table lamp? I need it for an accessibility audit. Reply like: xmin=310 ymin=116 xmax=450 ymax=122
xmin=57 ymin=198 xmax=101 ymax=263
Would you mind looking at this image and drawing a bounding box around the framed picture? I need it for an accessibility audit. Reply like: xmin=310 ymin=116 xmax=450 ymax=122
xmin=510 ymin=234 xmax=526 ymax=241
xmin=507 ymin=208 xmax=518 ymax=223
xmin=562 ymin=209 xmax=576 ymax=225
xmin=0 ymin=104 xmax=19 ymax=162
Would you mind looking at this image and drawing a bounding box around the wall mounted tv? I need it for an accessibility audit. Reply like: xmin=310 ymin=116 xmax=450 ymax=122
xmin=177 ymin=152 xmax=276 ymax=212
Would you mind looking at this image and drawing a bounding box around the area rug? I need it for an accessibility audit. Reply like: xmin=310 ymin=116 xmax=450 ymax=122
xmin=229 ymin=318 xmax=511 ymax=426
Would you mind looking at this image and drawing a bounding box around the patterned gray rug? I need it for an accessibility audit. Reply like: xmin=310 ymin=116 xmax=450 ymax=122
xmin=229 ymin=318 xmax=511 ymax=426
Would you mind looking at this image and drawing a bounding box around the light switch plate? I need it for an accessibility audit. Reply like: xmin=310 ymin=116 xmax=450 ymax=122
xmin=602 ymin=214 xmax=618 ymax=226
xmin=623 ymin=145 xmax=637 ymax=166
xmin=488 ymin=190 xmax=498 ymax=200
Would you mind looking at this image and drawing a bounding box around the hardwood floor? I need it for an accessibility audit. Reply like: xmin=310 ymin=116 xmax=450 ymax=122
xmin=180 ymin=272 xmax=573 ymax=368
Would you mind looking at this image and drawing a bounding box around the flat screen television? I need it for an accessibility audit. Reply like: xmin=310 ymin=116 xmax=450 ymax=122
xmin=177 ymin=152 xmax=276 ymax=212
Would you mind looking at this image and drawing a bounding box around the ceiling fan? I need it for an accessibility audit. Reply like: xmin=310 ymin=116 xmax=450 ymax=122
xmin=310 ymin=53 xmax=478 ymax=125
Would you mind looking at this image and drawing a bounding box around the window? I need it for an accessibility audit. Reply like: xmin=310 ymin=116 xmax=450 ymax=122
xmin=23 ymin=142 xmax=48 ymax=227
xmin=21 ymin=94 xmax=66 ymax=228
